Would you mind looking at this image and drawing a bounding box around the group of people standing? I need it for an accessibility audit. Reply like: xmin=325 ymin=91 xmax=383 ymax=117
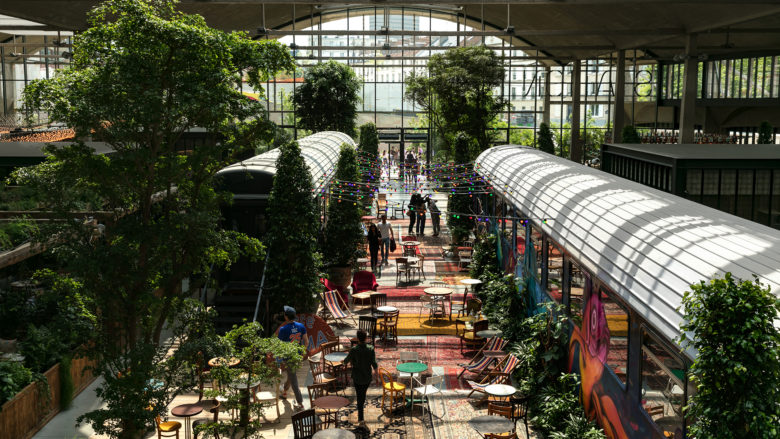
xmin=401 ymin=151 xmax=419 ymax=183
xmin=366 ymin=214 xmax=395 ymax=273
xmin=407 ymin=193 xmax=440 ymax=237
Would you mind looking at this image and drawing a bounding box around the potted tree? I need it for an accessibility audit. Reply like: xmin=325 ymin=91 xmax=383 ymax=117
xmin=323 ymin=144 xmax=364 ymax=287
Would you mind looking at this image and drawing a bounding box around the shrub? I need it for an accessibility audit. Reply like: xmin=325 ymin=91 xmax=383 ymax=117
xmin=293 ymin=60 xmax=361 ymax=137
xmin=0 ymin=360 xmax=34 ymax=404
xmin=469 ymin=233 xmax=501 ymax=282
xmin=757 ymin=121 xmax=774 ymax=144
xmin=678 ymin=274 xmax=780 ymax=439
xmin=531 ymin=373 xmax=607 ymax=439
xmin=323 ymin=144 xmax=364 ymax=267
xmin=620 ymin=125 xmax=641 ymax=143
xmin=59 ymin=354 xmax=74 ymax=410
xmin=538 ymin=123 xmax=555 ymax=155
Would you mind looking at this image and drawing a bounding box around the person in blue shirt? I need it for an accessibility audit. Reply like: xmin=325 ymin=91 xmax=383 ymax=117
xmin=278 ymin=305 xmax=309 ymax=410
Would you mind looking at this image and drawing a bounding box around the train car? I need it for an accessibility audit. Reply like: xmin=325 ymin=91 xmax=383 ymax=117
xmin=212 ymin=131 xmax=355 ymax=330
xmin=474 ymin=145 xmax=780 ymax=439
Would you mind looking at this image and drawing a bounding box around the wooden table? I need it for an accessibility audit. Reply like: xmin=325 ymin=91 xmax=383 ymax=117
xmin=171 ymin=403 xmax=203 ymax=439
xmin=468 ymin=415 xmax=516 ymax=437
xmin=313 ymin=395 xmax=350 ymax=427
xmin=208 ymin=356 xmax=240 ymax=368
xmin=313 ymin=428 xmax=356 ymax=439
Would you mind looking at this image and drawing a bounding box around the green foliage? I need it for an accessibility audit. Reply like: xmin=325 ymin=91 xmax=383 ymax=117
xmin=0 ymin=184 xmax=41 ymax=211
xmin=477 ymin=273 xmax=522 ymax=333
xmin=0 ymin=360 xmax=33 ymax=405
xmin=620 ymin=125 xmax=641 ymax=143
xmin=758 ymin=121 xmax=774 ymax=144
xmin=358 ymin=123 xmax=380 ymax=184
xmin=200 ymin=321 xmax=302 ymax=436
xmin=678 ymin=274 xmax=780 ymax=439
xmin=19 ymin=325 xmax=62 ymax=374
xmin=405 ymin=45 xmax=507 ymax=155
xmin=323 ymin=144 xmax=363 ymax=267
xmin=538 ymin=123 xmax=556 ymax=155
xmin=552 ymin=112 xmax=606 ymax=160
xmin=511 ymin=303 xmax=571 ymax=395
xmin=265 ymin=139 xmax=322 ymax=314
xmin=533 ymin=373 xmax=607 ymax=439
xmin=293 ymin=60 xmax=361 ymax=137
xmin=488 ymin=120 xmax=536 ymax=147
xmin=0 ymin=218 xmax=38 ymax=251
xmin=59 ymin=354 xmax=74 ymax=410
xmin=446 ymin=133 xmax=476 ymax=237
xmin=469 ymin=233 xmax=501 ymax=281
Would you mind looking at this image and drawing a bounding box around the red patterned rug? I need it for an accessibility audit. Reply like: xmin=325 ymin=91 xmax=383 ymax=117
xmin=374 ymin=336 xmax=473 ymax=391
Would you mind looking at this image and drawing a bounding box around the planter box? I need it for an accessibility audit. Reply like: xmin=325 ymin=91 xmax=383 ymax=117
xmin=0 ymin=355 xmax=96 ymax=439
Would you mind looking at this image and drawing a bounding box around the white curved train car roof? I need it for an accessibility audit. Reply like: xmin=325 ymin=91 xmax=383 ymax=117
xmin=476 ymin=145 xmax=780 ymax=358
xmin=217 ymin=131 xmax=355 ymax=194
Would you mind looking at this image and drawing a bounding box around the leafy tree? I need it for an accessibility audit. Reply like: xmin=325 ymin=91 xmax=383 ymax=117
xmin=678 ymin=274 xmax=780 ymax=439
xmin=358 ymin=122 xmax=380 ymax=183
xmin=405 ymin=45 xmax=507 ymax=157
xmin=470 ymin=233 xmax=501 ymax=282
xmin=758 ymin=121 xmax=774 ymax=144
xmin=538 ymin=123 xmax=555 ymax=155
xmin=552 ymin=112 xmax=605 ymax=160
xmin=323 ymin=144 xmax=363 ymax=267
xmin=489 ymin=120 xmax=536 ymax=147
xmin=19 ymin=0 xmax=293 ymax=437
xmin=265 ymin=139 xmax=322 ymax=314
xmin=620 ymin=125 xmax=641 ymax=143
xmin=447 ymin=133 xmax=476 ymax=242
xmin=293 ymin=60 xmax=361 ymax=137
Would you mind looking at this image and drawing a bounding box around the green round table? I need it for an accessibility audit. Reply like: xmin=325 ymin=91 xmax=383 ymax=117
xmin=396 ymin=362 xmax=428 ymax=408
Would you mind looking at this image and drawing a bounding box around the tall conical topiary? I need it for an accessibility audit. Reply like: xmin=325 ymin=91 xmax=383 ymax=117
xmin=447 ymin=133 xmax=476 ymax=243
xmin=265 ymin=139 xmax=321 ymax=313
xmin=359 ymin=122 xmax=380 ymax=183
xmin=621 ymin=125 xmax=641 ymax=143
xmin=324 ymin=144 xmax=364 ymax=267
xmin=758 ymin=121 xmax=774 ymax=144
xmin=537 ymin=123 xmax=555 ymax=155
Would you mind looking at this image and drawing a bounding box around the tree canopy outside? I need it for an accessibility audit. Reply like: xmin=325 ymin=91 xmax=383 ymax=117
xmin=293 ymin=60 xmax=361 ymax=137
xmin=264 ymin=139 xmax=322 ymax=314
xmin=18 ymin=0 xmax=294 ymax=436
xmin=405 ymin=45 xmax=506 ymax=159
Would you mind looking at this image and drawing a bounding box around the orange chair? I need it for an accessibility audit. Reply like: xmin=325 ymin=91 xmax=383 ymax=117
xmin=378 ymin=367 xmax=406 ymax=417
xmin=147 ymin=406 xmax=182 ymax=439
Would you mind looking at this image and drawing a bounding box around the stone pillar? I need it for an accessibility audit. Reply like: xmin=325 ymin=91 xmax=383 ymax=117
xmin=570 ymin=60 xmax=583 ymax=163
xmin=679 ymin=33 xmax=698 ymax=144
xmin=612 ymin=50 xmax=626 ymax=143
xmin=542 ymin=66 xmax=551 ymax=126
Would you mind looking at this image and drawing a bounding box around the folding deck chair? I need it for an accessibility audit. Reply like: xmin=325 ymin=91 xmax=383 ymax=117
xmin=466 ymin=354 xmax=520 ymax=399
xmin=457 ymin=336 xmax=508 ymax=379
xmin=320 ymin=290 xmax=357 ymax=326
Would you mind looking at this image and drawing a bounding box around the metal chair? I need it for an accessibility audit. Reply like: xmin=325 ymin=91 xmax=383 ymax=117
xmin=193 ymin=399 xmax=221 ymax=439
xmin=412 ymin=375 xmax=443 ymax=419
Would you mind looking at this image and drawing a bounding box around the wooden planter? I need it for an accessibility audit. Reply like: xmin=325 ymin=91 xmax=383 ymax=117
xmin=0 ymin=355 xmax=96 ymax=439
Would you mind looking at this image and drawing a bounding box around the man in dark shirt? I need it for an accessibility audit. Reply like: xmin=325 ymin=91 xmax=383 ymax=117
xmin=344 ymin=329 xmax=378 ymax=429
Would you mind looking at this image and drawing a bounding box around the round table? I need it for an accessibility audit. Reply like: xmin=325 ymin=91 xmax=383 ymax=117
xmin=376 ymin=305 xmax=398 ymax=314
xmin=171 ymin=403 xmax=203 ymax=439
xmin=313 ymin=395 xmax=350 ymax=427
xmin=476 ymin=329 xmax=503 ymax=339
xmin=313 ymin=428 xmax=356 ymax=439
xmin=424 ymin=287 xmax=453 ymax=298
xmin=460 ymin=278 xmax=483 ymax=287
xmin=401 ymin=241 xmax=420 ymax=256
xmin=356 ymin=257 xmax=370 ymax=269
xmin=468 ymin=415 xmax=516 ymax=436
xmin=208 ymin=356 xmax=240 ymax=368
xmin=342 ymin=329 xmax=358 ymax=339
xmin=325 ymin=352 xmax=348 ymax=363
xmin=396 ymin=362 xmax=428 ymax=406
xmin=485 ymin=383 xmax=516 ymax=400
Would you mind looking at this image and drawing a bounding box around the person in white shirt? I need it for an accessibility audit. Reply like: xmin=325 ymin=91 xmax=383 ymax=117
xmin=376 ymin=214 xmax=394 ymax=266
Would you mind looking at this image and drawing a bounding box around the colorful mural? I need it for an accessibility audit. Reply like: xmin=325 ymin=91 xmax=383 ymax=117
xmin=568 ymin=289 xmax=665 ymax=439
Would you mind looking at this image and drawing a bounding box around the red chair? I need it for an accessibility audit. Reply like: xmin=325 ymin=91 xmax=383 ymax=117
xmin=320 ymin=278 xmax=349 ymax=307
xmin=351 ymin=270 xmax=379 ymax=309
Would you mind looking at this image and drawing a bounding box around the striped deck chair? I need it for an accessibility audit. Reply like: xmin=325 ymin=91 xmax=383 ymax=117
xmin=466 ymin=354 xmax=520 ymax=399
xmin=457 ymin=336 xmax=508 ymax=379
xmin=320 ymin=290 xmax=357 ymax=326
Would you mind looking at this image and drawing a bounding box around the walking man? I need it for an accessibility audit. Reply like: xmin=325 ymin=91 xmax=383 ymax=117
xmin=278 ymin=306 xmax=308 ymax=411
xmin=416 ymin=194 xmax=427 ymax=236
xmin=428 ymin=196 xmax=440 ymax=236
xmin=377 ymin=214 xmax=394 ymax=266
xmin=344 ymin=329 xmax=378 ymax=431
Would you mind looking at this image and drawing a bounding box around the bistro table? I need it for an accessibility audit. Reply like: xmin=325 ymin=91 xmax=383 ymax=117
xmin=356 ymin=257 xmax=370 ymax=270
xmin=485 ymin=383 xmax=516 ymax=401
xmin=313 ymin=428 xmax=356 ymax=439
xmin=460 ymin=278 xmax=483 ymax=292
xmin=476 ymin=329 xmax=503 ymax=339
xmin=171 ymin=403 xmax=203 ymax=439
xmin=468 ymin=415 xmax=516 ymax=437
xmin=325 ymin=352 xmax=348 ymax=363
xmin=376 ymin=305 xmax=398 ymax=314
xmin=313 ymin=395 xmax=350 ymax=427
xmin=396 ymin=362 xmax=428 ymax=406
xmin=208 ymin=356 xmax=240 ymax=368
xmin=342 ymin=329 xmax=359 ymax=339
xmin=401 ymin=240 xmax=421 ymax=256
xmin=424 ymin=287 xmax=453 ymax=318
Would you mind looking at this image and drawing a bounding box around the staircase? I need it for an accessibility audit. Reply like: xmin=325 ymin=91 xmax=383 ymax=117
xmin=212 ymin=281 xmax=259 ymax=334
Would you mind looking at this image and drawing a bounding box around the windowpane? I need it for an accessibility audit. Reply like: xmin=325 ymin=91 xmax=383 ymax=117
xmin=641 ymin=332 xmax=686 ymax=438
xmin=531 ymin=226 xmax=543 ymax=281
xmin=601 ymin=289 xmax=629 ymax=385
xmin=569 ymin=261 xmax=586 ymax=327
xmin=547 ymin=240 xmax=563 ymax=303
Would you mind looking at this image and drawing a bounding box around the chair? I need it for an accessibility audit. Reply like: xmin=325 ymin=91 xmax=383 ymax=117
xmin=378 ymin=310 xmax=399 ymax=345
xmin=370 ymin=292 xmax=387 ymax=318
xmin=409 ymin=253 xmax=426 ymax=280
xmin=509 ymin=395 xmax=530 ymax=439
xmin=352 ymin=316 xmax=378 ymax=346
xmin=418 ymin=295 xmax=441 ymax=321
xmin=193 ymin=399 xmax=221 ymax=439
xmin=307 ymin=382 xmax=337 ymax=427
xmin=412 ymin=375 xmax=443 ymax=418
xmin=320 ymin=278 xmax=349 ymax=308
xmin=378 ymin=367 xmax=407 ymax=417
xmin=351 ymin=271 xmax=378 ymax=309
xmin=455 ymin=298 xmax=483 ymax=334
xmin=152 ymin=411 xmax=181 ymax=439
xmin=319 ymin=340 xmax=345 ymax=386
xmin=486 ymin=401 xmax=517 ymax=439
xmin=320 ymin=290 xmax=357 ymax=326
xmin=450 ymin=286 xmax=470 ymax=319
xmin=396 ymin=257 xmax=412 ymax=286
xmin=377 ymin=193 xmax=388 ymax=218
xmin=253 ymin=380 xmax=281 ymax=423
xmin=466 ymin=354 xmax=521 ymax=399
xmin=391 ymin=200 xmax=405 ymax=220
xmin=292 ymin=408 xmax=319 ymax=439
xmin=396 ymin=351 xmax=421 ymax=382
xmin=460 ymin=319 xmax=489 ymax=354
xmin=309 ymin=355 xmax=339 ymax=389
xmin=458 ymin=250 xmax=473 ymax=271
xmin=457 ymin=336 xmax=508 ymax=379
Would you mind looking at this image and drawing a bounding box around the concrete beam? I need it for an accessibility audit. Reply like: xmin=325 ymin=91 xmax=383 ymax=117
xmin=570 ymin=60 xmax=583 ymax=163
xmin=678 ymin=34 xmax=698 ymax=144
xmin=612 ymin=49 xmax=625 ymax=142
